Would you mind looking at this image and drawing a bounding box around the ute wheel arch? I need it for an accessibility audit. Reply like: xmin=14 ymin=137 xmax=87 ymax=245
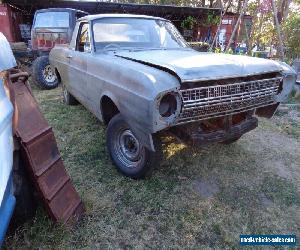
xmin=55 ymin=68 xmax=62 ymax=83
xmin=100 ymin=95 xmax=120 ymax=125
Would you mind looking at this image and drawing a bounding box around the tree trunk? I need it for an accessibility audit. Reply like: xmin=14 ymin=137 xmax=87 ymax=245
xmin=271 ymin=0 xmax=285 ymax=60
xmin=278 ymin=0 xmax=292 ymax=23
xmin=256 ymin=13 xmax=264 ymax=46
xmin=246 ymin=0 xmax=260 ymax=55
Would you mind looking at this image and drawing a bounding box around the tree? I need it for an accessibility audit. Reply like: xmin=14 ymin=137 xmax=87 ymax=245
xmin=283 ymin=12 xmax=300 ymax=58
xmin=225 ymin=0 xmax=248 ymax=52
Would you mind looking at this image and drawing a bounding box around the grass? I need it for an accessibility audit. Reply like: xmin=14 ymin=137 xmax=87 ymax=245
xmin=4 ymin=83 xmax=300 ymax=249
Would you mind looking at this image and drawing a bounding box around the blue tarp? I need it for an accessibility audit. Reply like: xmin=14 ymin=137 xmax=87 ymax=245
xmin=0 ymin=32 xmax=16 ymax=247
xmin=0 ymin=175 xmax=16 ymax=246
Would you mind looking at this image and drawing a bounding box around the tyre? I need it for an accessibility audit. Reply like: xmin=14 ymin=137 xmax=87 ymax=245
xmin=106 ymin=114 xmax=162 ymax=179
xmin=221 ymin=136 xmax=241 ymax=144
xmin=32 ymin=56 xmax=59 ymax=89
xmin=62 ymin=84 xmax=78 ymax=105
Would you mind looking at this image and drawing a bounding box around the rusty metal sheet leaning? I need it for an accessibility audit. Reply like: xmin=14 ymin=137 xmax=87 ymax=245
xmin=7 ymin=70 xmax=85 ymax=225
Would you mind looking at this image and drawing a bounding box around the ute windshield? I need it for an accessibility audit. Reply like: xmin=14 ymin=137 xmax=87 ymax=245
xmin=92 ymin=17 xmax=188 ymax=51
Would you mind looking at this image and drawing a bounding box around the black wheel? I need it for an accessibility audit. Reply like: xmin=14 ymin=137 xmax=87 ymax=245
xmin=221 ymin=136 xmax=241 ymax=144
xmin=62 ymin=84 xmax=78 ymax=105
xmin=32 ymin=56 xmax=59 ymax=89
xmin=106 ymin=114 xmax=162 ymax=179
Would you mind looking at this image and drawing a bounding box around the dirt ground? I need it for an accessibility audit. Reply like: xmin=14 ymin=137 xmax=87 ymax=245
xmin=4 ymin=84 xmax=300 ymax=249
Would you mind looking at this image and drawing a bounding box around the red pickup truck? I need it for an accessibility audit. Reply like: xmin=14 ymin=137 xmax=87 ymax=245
xmin=0 ymin=5 xmax=87 ymax=89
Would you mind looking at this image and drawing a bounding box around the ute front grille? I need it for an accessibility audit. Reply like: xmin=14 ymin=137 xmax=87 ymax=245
xmin=178 ymin=76 xmax=282 ymax=124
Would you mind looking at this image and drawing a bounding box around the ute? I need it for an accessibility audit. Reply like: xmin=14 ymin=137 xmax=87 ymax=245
xmin=31 ymin=8 xmax=88 ymax=89
xmin=50 ymin=14 xmax=296 ymax=179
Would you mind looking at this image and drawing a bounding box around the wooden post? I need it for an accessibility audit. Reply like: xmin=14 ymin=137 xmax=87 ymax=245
xmin=225 ymin=0 xmax=248 ymax=52
xmin=271 ymin=0 xmax=285 ymax=60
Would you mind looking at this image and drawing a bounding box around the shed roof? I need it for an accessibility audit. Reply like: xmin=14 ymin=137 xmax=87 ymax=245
xmin=4 ymin=0 xmax=221 ymax=20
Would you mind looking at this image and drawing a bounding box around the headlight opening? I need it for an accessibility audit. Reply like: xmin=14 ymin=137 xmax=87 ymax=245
xmin=159 ymin=92 xmax=180 ymax=118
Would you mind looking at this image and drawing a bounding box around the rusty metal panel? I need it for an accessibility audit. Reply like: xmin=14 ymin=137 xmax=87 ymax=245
xmin=12 ymin=82 xmax=50 ymax=143
xmin=0 ymin=4 xmax=14 ymax=42
xmin=7 ymin=69 xmax=85 ymax=225
xmin=67 ymin=202 xmax=85 ymax=224
xmin=37 ymin=159 xmax=70 ymax=201
xmin=24 ymin=131 xmax=60 ymax=176
xmin=48 ymin=181 xmax=82 ymax=222
xmin=0 ymin=4 xmax=23 ymax=43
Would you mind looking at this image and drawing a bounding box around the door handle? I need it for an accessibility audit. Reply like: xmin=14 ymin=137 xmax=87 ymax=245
xmin=66 ymin=55 xmax=73 ymax=59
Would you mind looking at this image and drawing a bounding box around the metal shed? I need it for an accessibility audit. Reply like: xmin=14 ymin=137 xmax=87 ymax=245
xmin=4 ymin=0 xmax=221 ymax=41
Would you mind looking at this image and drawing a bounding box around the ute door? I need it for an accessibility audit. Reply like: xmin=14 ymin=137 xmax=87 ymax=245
xmin=67 ymin=22 xmax=91 ymax=105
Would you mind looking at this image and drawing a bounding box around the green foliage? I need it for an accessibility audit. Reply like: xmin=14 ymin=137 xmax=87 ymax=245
xmin=181 ymin=16 xmax=197 ymax=29
xmin=214 ymin=47 xmax=221 ymax=53
xmin=225 ymin=48 xmax=233 ymax=54
xmin=252 ymin=12 xmax=276 ymax=47
xmin=205 ymin=12 xmax=220 ymax=26
xmin=283 ymin=12 xmax=300 ymax=58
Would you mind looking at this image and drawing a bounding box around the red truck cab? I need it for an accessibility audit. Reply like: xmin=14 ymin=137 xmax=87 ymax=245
xmin=31 ymin=8 xmax=88 ymax=89
xmin=31 ymin=8 xmax=87 ymax=53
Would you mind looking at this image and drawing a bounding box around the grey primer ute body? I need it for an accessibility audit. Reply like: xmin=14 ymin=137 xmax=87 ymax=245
xmin=50 ymin=14 xmax=296 ymax=179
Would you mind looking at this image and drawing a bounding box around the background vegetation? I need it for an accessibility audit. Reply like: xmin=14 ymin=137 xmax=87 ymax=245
xmin=114 ymin=0 xmax=300 ymax=60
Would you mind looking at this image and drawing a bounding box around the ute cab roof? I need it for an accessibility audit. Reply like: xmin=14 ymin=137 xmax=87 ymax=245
xmin=78 ymin=13 xmax=167 ymax=22
xmin=35 ymin=8 xmax=89 ymax=15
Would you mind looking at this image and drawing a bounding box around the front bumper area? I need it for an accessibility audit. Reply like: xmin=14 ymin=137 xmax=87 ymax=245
xmin=178 ymin=76 xmax=281 ymax=125
xmin=171 ymin=115 xmax=258 ymax=146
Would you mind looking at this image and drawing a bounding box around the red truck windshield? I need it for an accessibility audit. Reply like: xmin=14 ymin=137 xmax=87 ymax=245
xmin=34 ymin=12 xmax=70 ymax=28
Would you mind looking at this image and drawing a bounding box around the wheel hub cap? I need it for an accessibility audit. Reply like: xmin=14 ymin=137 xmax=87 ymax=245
xmin=120 ymin=130 xmax=141 ymax=161
xmin=42 ymin=65 xmax=57 ymax=83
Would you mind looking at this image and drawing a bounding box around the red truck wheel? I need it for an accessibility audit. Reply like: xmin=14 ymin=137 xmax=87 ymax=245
xmin=32 ymin=56 xmax=59 ymax=89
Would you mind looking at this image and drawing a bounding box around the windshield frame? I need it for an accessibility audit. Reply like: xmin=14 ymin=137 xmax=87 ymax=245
xmin=90 ymin=17 xmax=188 ymax=52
